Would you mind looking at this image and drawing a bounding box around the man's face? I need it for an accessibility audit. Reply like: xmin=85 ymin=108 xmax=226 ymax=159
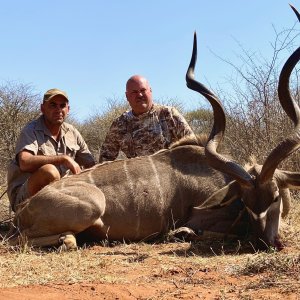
xmin=41 ymin=95 xmax=69 ymax=126
xmin=126 ymin=78 xmax=153 ymax=116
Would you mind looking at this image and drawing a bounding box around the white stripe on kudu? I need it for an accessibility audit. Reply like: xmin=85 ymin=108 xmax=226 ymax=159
xmin=123 ymin=159 xmax=141 ymax=237
xmin=87 ymin=171 xmax=95 ymax=185
xmin=148 ymin=156 xmax=164 ymax=210
xmin=246 ymin=207 xmax=268 ymax=221
xmin=148 ymin=156 xmax=165 ymax=234
xmin=123 ymin=159 xmax=134 ymax=197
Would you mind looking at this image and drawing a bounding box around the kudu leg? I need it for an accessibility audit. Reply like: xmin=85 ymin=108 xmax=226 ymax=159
xmin=8 ymin=231 xmax=77 ymax=250
xmin=177 ymin=201 xmax=247 ymax=239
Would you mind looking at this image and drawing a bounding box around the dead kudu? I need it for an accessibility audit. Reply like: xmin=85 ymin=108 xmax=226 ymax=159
xmin=8 ymin=5 xmax=300 ymax=251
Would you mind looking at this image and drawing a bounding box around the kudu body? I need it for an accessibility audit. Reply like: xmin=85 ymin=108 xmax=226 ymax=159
xmin=9 ymin=5 xmax=300 ymax=250
xmin=10 ymin=137 xmax=242 ymax=249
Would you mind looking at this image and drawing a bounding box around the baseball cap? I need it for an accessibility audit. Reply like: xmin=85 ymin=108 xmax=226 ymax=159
xmin=43 ymin=88 xmax=69 ymax=102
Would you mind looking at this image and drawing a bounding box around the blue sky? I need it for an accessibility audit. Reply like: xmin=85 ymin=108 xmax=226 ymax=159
xmin=1 ymin=1 xmax=298 ymax=121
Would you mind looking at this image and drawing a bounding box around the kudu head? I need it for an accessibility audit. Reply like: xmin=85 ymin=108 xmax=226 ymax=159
xmin=186 ymin=5 xmax=300 ymax=250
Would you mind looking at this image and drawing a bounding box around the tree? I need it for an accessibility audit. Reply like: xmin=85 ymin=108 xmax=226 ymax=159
xmin=184 ymin=108 xmax=213 ymax=135
xmin=212 ymin=26 xmax=300 ymax=170
xmin=0 ymin=81 xmax=40 ymax=184
xmin=78 ymin=98 xmax=129 ymax=161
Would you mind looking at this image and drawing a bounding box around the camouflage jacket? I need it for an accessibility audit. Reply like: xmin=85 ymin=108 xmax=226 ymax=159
xmin=99 ymin=104 xmax=196 ymax=162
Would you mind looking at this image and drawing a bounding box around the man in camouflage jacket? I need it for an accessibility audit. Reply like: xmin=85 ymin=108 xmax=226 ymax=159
xmin=99 ymin=75 xmax=196 ymax=162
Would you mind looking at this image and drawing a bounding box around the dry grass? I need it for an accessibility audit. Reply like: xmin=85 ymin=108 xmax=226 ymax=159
xmin=0 ymin=239 xmax=299 ymax=298
xmin=0 ymin=191 xmax=11 ymax=224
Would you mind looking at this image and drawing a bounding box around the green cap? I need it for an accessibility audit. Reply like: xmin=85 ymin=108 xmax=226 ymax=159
xmin=43 ymin=88 xmax=69 ymax=102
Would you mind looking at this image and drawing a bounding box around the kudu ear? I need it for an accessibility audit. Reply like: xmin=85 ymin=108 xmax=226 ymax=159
xmin=194 ymin=180 xmax=242 ymax=210
xmin=278 ymin=170 xmax=300 ymax=189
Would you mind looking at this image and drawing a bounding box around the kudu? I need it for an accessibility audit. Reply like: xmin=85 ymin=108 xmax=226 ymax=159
xmin=8 ymin=5 xmax=300 ymax=251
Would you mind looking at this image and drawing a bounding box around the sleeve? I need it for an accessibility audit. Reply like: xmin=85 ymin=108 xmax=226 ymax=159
xmin=73 ymin=129 xmax=96 ymax=168
xmin=99 ymin=118 xmax=123 ymax=163
xmin=15 ymin=124 xmax=39 ymax=157
xmin=170 ymin=107 xmax=196 ymax=141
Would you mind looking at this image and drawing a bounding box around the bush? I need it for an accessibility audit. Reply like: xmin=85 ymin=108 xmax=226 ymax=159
xmin=0 ymin=81 xmax=40 ymax=185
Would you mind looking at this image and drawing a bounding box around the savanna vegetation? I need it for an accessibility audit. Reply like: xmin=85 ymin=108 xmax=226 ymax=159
xmin=0 ymin=27 xmax=299 ymax=299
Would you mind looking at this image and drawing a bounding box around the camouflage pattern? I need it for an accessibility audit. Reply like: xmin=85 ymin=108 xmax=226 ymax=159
xmin=99 ymin=104 xmax=196 ymax=162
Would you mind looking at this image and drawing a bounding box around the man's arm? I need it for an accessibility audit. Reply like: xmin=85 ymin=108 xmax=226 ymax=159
xmin=18 ymin=150 xmax=82 ymax=174
xmin=99 ymin=119 xmax=123 ymax=163
xmin=73 ymin=129 xmax=96 ymax=169
xmin=170 ymin=107 xmax=196 ymax=140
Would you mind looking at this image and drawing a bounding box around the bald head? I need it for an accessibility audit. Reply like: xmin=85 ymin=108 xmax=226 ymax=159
xmin=125 ymin=75 xmax=153 ymax=116
xmin=126 ymin=75 xmax=150 ymax=91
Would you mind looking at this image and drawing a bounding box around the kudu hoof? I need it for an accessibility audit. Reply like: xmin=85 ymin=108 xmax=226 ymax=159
xmin=169 ymin=227 xmax=199 ymax=241
xmin=58 ymin=232 xmax=77 ymax=251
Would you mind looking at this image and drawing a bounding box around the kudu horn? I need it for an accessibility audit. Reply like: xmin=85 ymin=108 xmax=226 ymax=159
xmin=259 ymin=4 xmax=300 ymax=184
xmin=186 ymin=32 xmax=253 ymax=188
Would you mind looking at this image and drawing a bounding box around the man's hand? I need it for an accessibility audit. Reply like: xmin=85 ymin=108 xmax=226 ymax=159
xmin=62 ymin=155 xmax=82 ymax=174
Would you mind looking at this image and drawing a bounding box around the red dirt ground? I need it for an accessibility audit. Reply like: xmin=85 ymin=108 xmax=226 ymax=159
xmin=0 ymin=243 xmax=299 ymax=300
